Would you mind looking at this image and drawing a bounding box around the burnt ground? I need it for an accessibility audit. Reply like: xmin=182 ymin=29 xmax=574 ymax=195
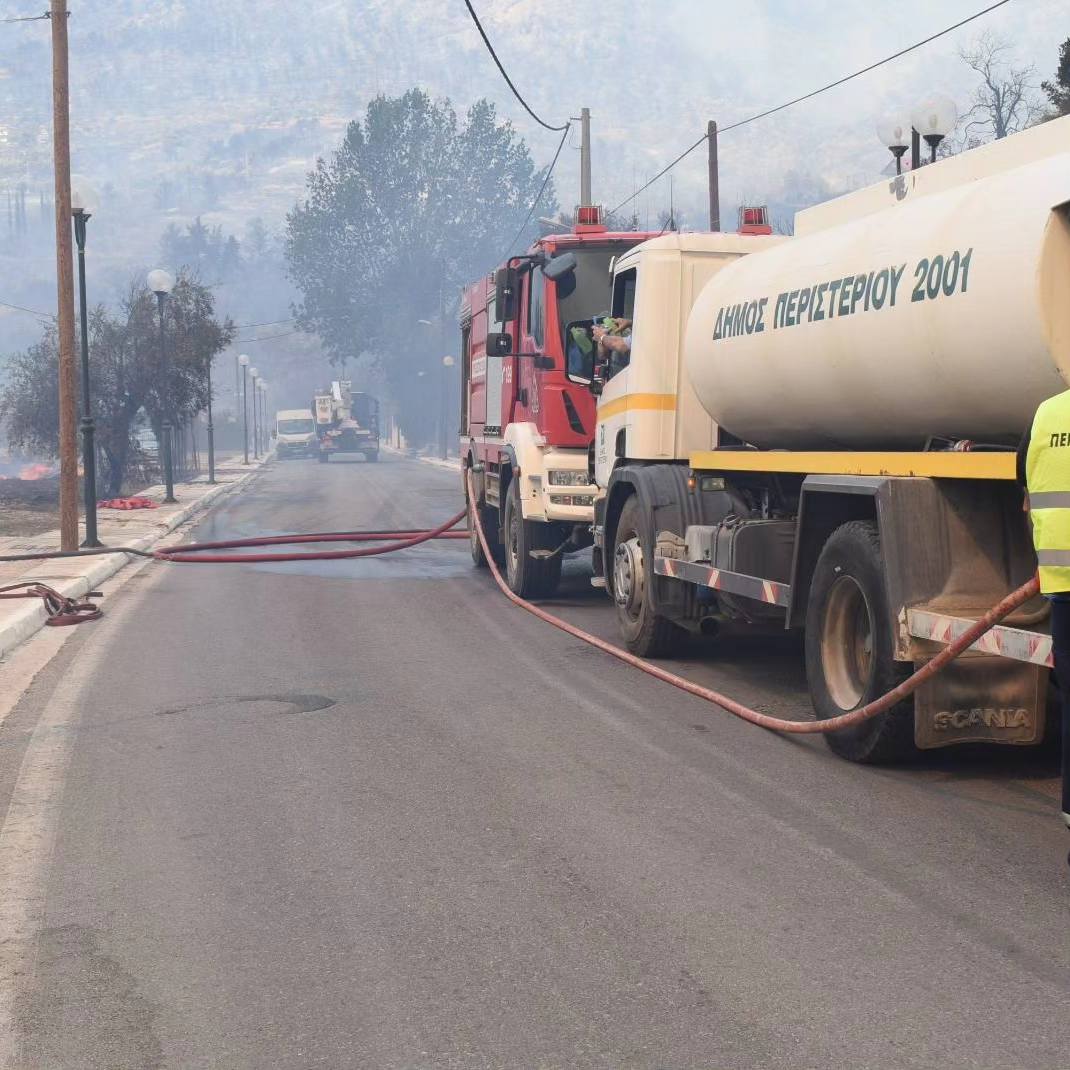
xmin=0 ymin=476 xmax=62 ymax=538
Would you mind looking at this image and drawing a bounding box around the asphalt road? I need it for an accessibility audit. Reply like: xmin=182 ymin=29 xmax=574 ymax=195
xmin=1 ymin=452 xmax=1068 ymax=1069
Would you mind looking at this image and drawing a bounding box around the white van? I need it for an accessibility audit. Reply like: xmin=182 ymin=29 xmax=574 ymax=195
xmin=274 ymin=409 xmax=317 ymax=459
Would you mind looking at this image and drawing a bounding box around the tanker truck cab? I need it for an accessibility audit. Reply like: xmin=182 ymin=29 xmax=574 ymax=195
xmin=462 ymin=211 xmax=660 ymax=598
xmin=588 ymin=228 xmax=784 ymax=566
xmin=592 ymin=117 xmax=1070 ymax=764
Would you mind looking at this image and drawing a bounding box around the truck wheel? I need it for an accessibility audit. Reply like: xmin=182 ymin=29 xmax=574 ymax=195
xmin=466 ymin=483 xmax=489 ymax=568
xmin=364 ymin=450 xmax=379 ymax=463
xmin=805 ymin=520 xmax=914 ymax=763
xmin=504 ymin=478 xmax=562 ymax=598
xmin=317 ymin=451 xmax=329 ymax=464
xmin=611 ymin=495 xmax=677 ymax=657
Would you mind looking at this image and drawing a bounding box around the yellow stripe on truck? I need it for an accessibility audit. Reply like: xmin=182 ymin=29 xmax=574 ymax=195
xmin=688 ymin=450 xmax=1016 ymax=481
xmin=597 ymin=393 xmax=678 ymax=421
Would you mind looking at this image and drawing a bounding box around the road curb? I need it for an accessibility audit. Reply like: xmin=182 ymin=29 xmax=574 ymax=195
xmin=0 ymin=463 xmax=265 ymax=661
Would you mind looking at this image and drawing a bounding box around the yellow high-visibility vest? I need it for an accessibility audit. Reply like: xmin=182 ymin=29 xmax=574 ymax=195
xmin=1026 ymin=388 xmax=1070 ymax=594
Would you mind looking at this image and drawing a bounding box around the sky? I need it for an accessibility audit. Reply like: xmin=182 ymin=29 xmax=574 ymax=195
xmin=462 ymin=0 xmax=1070 ymax=222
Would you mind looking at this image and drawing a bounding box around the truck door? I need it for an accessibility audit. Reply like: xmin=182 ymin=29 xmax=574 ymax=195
xmin=525 ymin=266 xmax=546 ymax=424
xmin=594 ymin=265 xmax=637 ymax=485
xmin=485 ymin=292 xmax=504 ymax=433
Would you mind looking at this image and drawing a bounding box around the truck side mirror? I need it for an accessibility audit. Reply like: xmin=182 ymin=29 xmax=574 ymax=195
xmin=486 ymin=332 xmax=512 ymax=356
xmin=543 ymin=251 xmax=578 ymax=282
xmin=494 ymin=267 xmax=519 ymax=322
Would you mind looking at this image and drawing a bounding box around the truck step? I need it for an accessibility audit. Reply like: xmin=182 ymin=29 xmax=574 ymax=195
xmin=590 ymin=576 xmax=606 ymax=589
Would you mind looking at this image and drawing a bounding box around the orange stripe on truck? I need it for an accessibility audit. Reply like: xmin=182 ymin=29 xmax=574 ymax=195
xmin=597 ymin=393 xmax=678 ymax=421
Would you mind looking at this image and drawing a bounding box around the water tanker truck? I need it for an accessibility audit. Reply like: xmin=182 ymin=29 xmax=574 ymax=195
xmin=576 ymin=115 xmax=1070 ymax=762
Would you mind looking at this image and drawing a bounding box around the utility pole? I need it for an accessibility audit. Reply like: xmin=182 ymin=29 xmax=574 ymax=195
xmin=707 ymin=120 xmax=720 ymax=232
xmin=579 ymin=106 xmax=592 ymax=207
xmin=51 ymin=0 xmax=78 ymax=550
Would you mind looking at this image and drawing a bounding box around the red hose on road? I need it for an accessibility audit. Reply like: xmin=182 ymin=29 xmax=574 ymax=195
xmin=0 ymin=485 xmax=1040 ymax=740
xmin=153 ymin=510 xmax=468 ymax=563
xmin=465 ymin=471 xmax=1041 ymax=735
xmin=0 ymin=581 xmax=103 ymax=626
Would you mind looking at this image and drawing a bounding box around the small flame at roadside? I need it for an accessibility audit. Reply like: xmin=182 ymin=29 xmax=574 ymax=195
xmin=17 ymin=463 xmax=57 ymax=481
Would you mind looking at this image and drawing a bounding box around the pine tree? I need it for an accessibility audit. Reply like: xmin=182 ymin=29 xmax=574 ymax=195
xmin=1042 ymin=38 xmax=1070 ymax=117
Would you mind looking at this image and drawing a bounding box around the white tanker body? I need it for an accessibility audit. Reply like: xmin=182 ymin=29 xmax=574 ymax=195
xmin=684 ymin=150 xmax=1070 ymax=450
xmin=590 ymin=116 xmax=1070 ymax=764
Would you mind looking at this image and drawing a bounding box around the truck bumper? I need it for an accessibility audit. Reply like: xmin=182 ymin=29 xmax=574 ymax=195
xmin=527 ymin=450 xmax=598 ymax=523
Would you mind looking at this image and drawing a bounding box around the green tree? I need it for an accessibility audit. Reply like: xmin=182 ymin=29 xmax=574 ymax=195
xmin=1042 ymin=38 xmax=1070 ymax=117
xmin=286 ymin=89 xmax=558 ymax=438
xmin=0 ymin=273 xmax=233 ymax=495
xmin=161 ymin=217 xmax=243 ymax=282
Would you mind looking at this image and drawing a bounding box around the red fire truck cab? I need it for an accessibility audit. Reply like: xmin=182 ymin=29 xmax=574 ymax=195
xmin=461 ymin=210 xmax=658 ymax=597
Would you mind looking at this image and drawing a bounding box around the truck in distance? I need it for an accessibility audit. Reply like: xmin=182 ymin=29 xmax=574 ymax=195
xmin=312 ymin=381 xmax=380 ymax=464
xmin=576 ymin=116 xmax=1070 ymax=763
xmin=274 ymin=409 xmax=318 ymax=459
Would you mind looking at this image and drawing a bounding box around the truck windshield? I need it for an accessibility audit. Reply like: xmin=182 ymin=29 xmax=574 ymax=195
xmin=553 ymin=247 xmax=632 ymax=344
xmin=278 ymin=419 xmax=314 ymax=435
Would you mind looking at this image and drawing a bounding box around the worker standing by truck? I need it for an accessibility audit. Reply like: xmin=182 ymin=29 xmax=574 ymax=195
xmin=1020 ymin=389 xmax=1070 ymax=845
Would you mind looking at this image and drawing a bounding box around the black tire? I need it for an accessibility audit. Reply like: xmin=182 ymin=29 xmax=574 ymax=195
xmin=317 ymin=451 xmax=329 ymax=464
xmin=466 ymin=469 xmax=502 ymax=568
xmin=467 ymin=479 xmax=488 ymax=569
xmin=503 ymin=478 xmax=562 ymax=598
xmin=364 ymin=450 xmax=379 ymax=463
xmin=804 ymin=519 xmax=914 ymax=763
xmin=611 ymin=494 xmax=678 ymax=657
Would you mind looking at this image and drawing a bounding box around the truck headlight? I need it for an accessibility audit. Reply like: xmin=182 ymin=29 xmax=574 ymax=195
xmin=548 ymin=470 xmax=589 ymax=487
xmin=550 ymin=494 xmax=595 ymax=507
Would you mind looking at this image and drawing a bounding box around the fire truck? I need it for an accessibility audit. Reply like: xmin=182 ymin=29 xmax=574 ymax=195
xmin=460 ymin=207 xmax=659 ymax=596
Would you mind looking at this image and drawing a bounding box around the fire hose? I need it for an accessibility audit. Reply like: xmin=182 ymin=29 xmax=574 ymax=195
xmin=0 ymin=581 xmax=103 ymax=626
xmin=0 ymin=480 xmax=1041 ymax=737
xmin=460 ymin=473 xmax=1042 ymax=736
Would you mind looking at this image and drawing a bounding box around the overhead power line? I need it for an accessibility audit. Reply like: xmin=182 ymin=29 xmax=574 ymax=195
xmin=235 ymin=329 xmax=302 ymax=343
xmin=505 ymin=122 xmax=571 ymax=258
xmin=610 ymin=0 xmax=1016 ymax=214
xmin=232 ymin=317 xmax=295 ymax=329
xmin=0 ymin=298 xmax=54 ymax=319
xmin=2 ymin=12 xmax=49 ymax=22
xmin=461 ymin=0 xmax=568 ymax=132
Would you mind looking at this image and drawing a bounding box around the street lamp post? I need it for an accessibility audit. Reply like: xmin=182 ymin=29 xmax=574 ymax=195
xmin=205 ymin=353 xmax=216 ymax=484
xmin=148 ymin=268 xmax=176 ymax=503
xmin=238 ymin=354 xmax=250 ymax=464
xmin=879 ymin=97 xmax=958 ymax=174
xmin=876 ymin=114 xmax=911 ymax=175
xmin=71 ymin=183 xmax=101 ymax=546
xmin=912 ymin=95 xmax=958 ymax=164
xmin=259 ymin=380 xmax=269 ymax=454
xmin=250 ymin=366 xmax=260 ymax=459
xmin=440 ymin=355 xmax=455 ymax=460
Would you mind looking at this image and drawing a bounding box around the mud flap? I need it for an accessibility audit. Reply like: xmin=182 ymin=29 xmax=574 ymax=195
xmin=913 ymin=656 xmax=1047 ymax=748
